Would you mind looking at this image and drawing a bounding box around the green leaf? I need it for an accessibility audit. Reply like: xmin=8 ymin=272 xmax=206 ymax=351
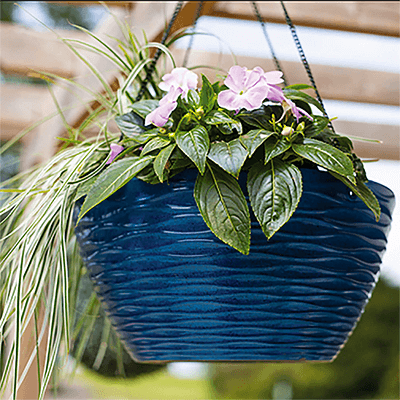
xmin=292 ymin=138 xmax=355 ymax=183
xmin=283 ymin=88 xmax=325 ymax=113
xmin=129 ymin=99 xmax=159 ymax=118
xmin=124 ymin=129 xmax=158 ymax=145
xmin=248 ymin=160 xmax=302 ymax=239
xmin=175 ymin=125 xmax=210 ymax=174
xmin=141 ymin=136 xmax=171 ymax=156
xmin=285 ymin=84 xmax=314 ymax=91
xmin=194 ymin=163 xmax=250 ymax=254
xmin=200 ymin=74 xmax=215 ymax=113
xmin=77 ymin=156 xmax=154 ymax=224
xmin=329 ymin=172 xmax=381 ymax=221
xmin=115 ymin=110 xmax=147 ymax=138
xmin=240 ymin=129 xmax=275 ymax=157
xmin=304 ymin=116 xmax=329 ymax=137
xmin=187 ymin=89 xmax=200 ymax=108
xmin=237 ymin=108 xmax=277 ymax=130
xmin=154 ymin=143 xmax=176 ymax=182
xmin=264 ymin=136 xmax=291 ymax=164
xmin=207 ymin=139 xmax=248 ymax=178
xmin=204 ymin=110 xmax=242 ymax=134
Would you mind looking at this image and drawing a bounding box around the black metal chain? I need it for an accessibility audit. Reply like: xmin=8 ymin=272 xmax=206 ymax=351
xmin=280 ymin=1 xmax=335 ymax=131
xmin=182 ymin=1 xmax=204 ymax=68
xmin=135 ymin=1 xmax=184 ymax=102
xmin=252 ymin=1 xmax=288 ymax=86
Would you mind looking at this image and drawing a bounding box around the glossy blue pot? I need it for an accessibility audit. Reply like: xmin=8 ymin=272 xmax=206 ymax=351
xmin=74 ymin=168 xmax=395 ymax=363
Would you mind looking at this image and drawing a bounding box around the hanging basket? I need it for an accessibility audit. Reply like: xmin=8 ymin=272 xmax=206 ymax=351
xmin=74 ymin=167 xmax=395 ymax=363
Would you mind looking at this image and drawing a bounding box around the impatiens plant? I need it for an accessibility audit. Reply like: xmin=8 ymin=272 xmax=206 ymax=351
xmin=77 ymin=65 xmax=381 ymax=255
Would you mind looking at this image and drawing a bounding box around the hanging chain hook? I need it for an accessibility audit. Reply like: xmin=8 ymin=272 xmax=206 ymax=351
xmin=252 ymin=1 xmax=288 ymax=86
xmin=182 ymin=1 xmax=204 ymax=68
xmin=135 ymin=1 xmax=184 ymax=103
xmin=280 ymin=1 xmax=335 ymax=132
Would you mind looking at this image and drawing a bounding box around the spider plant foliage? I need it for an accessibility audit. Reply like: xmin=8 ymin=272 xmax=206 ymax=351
xmin=0 ymin=11 xmax=381 ymax=400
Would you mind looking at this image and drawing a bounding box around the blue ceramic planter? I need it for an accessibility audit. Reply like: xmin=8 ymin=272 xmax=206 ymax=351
xmin=74 ymin=168 xmax=395 ymax=363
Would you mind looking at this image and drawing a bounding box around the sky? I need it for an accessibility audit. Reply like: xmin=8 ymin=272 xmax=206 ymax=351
xmin=9 ymin=2 xmax=400 ymax=286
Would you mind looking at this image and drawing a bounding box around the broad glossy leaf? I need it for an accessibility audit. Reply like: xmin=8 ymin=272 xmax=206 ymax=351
xmin=194 ymin=164 xmax=250 ymax=254
xmin=240 ymin=129 xmax=275 ymax=157
xmin=77 ymin=156 xmax=154 ymax=223
xmin=115 ymin=110 xmax=146 ymax=138
xmin=264 ymin=136 xmax=291 ymax=164
xmin=207 ymin=139 xmax=248 ymax=178
xmin=304 ymin=116 xmax=329 ymax=137
xmin=175 ymin=125 xmax=210 ymax=174
xmin=314 ymin=129 xmax=354 ymax=153
xmin=141 ymin=136 xmax=171 ymax=156
xmin=124 ymin=129 xmax=158 ymax=145
xmin=129 ymin=99 xmax=159 ymax=118
xmin=283 ymin=88 xmax=324 ymax=113
xmin=292 ymin=138 xmax=355 ymax=183
xmin=237 ymin=107 xmax=280 ymax=130
xmin=248 ymin=160 xmax=302 ymax=239
xmin=187 ymin=89 xmax=200 ymax=108
xmin=204 ymin=110 xmax=242 ymax=134
xmin=329 ymin=171 xmax=381 ymax=221
xmin=154 ymin=143 xmax=176 ymax=182
xmin=200 ymin=74 xmax=215 ymax=113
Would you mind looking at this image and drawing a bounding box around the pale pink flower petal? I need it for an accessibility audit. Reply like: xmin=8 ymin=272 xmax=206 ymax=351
xmin=145 ymin=101 xmax=177 ymax=127
xmin=282 ymin=97 xmax=313 ymax=123
xmin=106 ymin=144 xmax=124 ymax=165
xmin=158 ymin=67 xmax=198 ymax=98
xmin=263 ymin=71 xmax=284 ymax=85
xmin=145 ymin=86 xmax=183 ymax=127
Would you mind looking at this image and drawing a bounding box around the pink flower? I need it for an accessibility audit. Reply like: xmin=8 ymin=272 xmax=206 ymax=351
xmin=217 ymin=66 xmax=285 ymax=112
xmin=158 ymin=67 xmax=198 ymax=99
xmin=218 ymin=66 xmax=268 ymax=111
xmin=282 ymin=97 xmax=313 ymax=122
xmin=106 ymin=143 xmax=124 ymax=164
xmin=145 ymin=86 xmax=183 ymax=127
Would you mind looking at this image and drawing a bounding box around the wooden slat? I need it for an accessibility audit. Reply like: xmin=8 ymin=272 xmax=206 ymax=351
xmin=210 ymin=1 xmax=400 ymax=38
xmin=172 ymin=48 xmax=399 ymax=106
xmin=45 ymin=1 xmax=400 ymax=38
xmin=0 ymin=84 xmax=51 ymax=141
xmin=2 ymin=82 xmax=398 ymax=160
xmin=334 ymin=121 xmax=400 ymax=161
xmin=0 ymin=22 xmax=88 ymax=78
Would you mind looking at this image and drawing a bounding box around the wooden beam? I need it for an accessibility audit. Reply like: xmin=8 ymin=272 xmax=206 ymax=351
xmin=210 ymin=1 xmax=400 ymax=38
xmin=0 ymin=22 xmax=89 ymax=78
xmin=0 ymin=84 xmax=51 ymax=142
xmin=171 ymin=48 xmax=399 ymax=106
xmin=44 ymin=1 xmax=400 ymax=38
xmin=2 ymin=83 xmax=398 ymax=160
xmin=334 ymin=121 xmax=400 ymax=161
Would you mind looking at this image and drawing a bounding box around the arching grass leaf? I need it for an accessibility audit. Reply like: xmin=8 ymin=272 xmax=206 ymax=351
xmin=207 ymin=139 xmax=248 ymax=178
xmin=175 ymin=125 xmax=210 ymax=174
xmin=194 ymin=163 xmax=250 ymax=254
xmin=293 ymin=138 xmax=355 ymax=183
xmin=248 ymin=160 xmax=302 ymax=239
xmin=77 ymin=156 xmax=154 ymax=224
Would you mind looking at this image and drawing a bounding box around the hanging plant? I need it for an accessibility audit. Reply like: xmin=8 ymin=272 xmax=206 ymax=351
xmin=0 ymin=2 xmax=395 ymax=398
